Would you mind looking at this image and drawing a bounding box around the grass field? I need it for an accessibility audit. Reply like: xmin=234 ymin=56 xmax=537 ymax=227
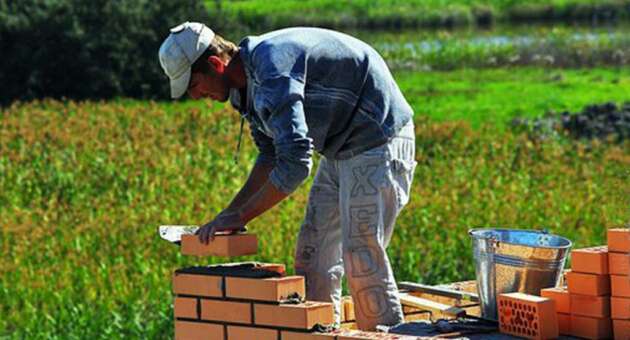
xmin=2 ymin=67 xmax=629 ymax=338
xmin=397 ymin=67 xmax=630 ymax=127
xmin=210 ymin=0 xmax=630 ymax=30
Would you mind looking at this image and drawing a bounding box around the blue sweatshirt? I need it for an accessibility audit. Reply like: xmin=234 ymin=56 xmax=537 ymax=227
xmin=229 ymin=27 xmax=413 ymax=194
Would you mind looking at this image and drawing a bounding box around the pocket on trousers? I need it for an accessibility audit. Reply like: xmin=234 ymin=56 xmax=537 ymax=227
xmin=391 ymin=157 xmax=417 ymax=207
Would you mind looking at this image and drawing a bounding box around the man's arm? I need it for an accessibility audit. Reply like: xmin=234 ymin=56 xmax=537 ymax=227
xmin=225 ymin=159 xmax=274 ymax=211
xmin=197 ymin=122 xmax=278 ymax=244
xmin=237 ymin=179 xmax=288 ymax=225
xmin=197 ymin=158 xmax=280 ymax=244
xmin=199 ymin=74 xmax=313 ymax=243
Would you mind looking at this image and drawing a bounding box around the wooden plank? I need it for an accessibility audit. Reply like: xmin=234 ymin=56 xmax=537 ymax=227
xmin=399 ymin=281 xmax=479 ymax=302
xmin=399 ymin=293 xmax=467 ymax=318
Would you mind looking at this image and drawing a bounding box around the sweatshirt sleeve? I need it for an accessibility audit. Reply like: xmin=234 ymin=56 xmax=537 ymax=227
xmin=255 ymin=75 xmax=313 ymax=194
xmin=250 ymin=124 xmax=276 ymax=166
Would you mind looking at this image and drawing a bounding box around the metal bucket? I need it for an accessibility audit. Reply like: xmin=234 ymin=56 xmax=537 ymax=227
xmin=469 ymin=228 xmax=572 ymax=320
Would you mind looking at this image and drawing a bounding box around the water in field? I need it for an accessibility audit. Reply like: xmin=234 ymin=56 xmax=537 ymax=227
xmin=346 ymin=23 xmax=630 ymax=70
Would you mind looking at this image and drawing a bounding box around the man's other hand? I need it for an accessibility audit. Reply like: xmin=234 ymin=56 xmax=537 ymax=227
xmin=196 ymin=210 xmax=245 ymax=245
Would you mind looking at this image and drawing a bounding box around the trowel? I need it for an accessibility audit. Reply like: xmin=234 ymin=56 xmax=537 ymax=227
xmin=158 ymin=225 xmax=199 ymax=245
xmin=158 ymin=225 xmax=248 ymax=245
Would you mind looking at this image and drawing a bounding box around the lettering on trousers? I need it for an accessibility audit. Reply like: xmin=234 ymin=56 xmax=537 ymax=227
xmin=349 ymin=204 xmax=378 ymax=239
xmin=349 ymin=246 xmax=379 ymax=278
xmin=305 ymin=204 xmax=318 ymax=231
xmin=300 ymin=245 xmax=317 ymax=264
xmin=351 ymin=164 xmax=379 ymax=197
xmin=355 ymin=285 xmax=388 ymax=318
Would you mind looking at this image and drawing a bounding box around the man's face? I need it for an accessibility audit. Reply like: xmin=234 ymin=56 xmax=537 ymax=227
xmin=187 ymin=66 xmax=229 ymax=102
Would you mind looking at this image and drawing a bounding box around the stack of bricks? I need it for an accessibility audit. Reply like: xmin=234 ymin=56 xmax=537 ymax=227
xmin=609 ymin=228 xmax=630 ymax=339
xmin=565 ymin=245 xmax=613 ymax=339
xmin=174 ymin=232 xmax=335 ymax=339
xmin=173 ymin=232 xmax=418 ymax=339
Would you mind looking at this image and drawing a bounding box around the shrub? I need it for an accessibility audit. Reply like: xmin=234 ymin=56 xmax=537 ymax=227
xmin=0 ymin=0 xmax=210 ymax=104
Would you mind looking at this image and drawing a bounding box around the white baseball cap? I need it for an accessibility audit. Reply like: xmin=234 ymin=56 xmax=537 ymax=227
xmin=158 ymin=22 xmax=215 ymax=98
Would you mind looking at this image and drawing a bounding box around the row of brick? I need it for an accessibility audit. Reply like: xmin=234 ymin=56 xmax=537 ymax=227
xmin=565 ymin=270 xmax=630 ymax=299
xmin=542 ymin=286 xmax=630 ymax=319
xmin=175 ymin=296 xmax=333 ymax=329
xmin=174 ymin=271 xmax=303 ymax=301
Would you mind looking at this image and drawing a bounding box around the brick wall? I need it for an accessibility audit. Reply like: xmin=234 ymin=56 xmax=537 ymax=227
xmin=170 ymin=233 xmax=420 ymax=339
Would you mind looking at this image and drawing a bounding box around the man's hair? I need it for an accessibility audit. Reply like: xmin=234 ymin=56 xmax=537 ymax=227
xmin=191 ymin=34 xmax=239 ymax=73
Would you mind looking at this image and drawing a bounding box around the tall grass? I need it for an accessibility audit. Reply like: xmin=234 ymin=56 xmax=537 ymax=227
xmin=2 ymin=68 xmax=630 ymax=338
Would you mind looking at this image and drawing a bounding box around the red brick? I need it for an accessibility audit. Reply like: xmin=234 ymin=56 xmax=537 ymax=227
xmin=343 ymin=296 xmax=355 ymax=322
xmin=558 ymin=313 xmax=571 ymax=335
xmin=613 ymin=320 xmax=630 ymax=340
xmin=259 ymin=263 xmax=287 ymax=276
xmin=612 ymin=296 xmax=630 ymax=320
xmin=174 ymin=297 xmax=198 ymax=319
xmin=541 ymin=287 xmax=570 ymax=314
xmin=572 ymin=246 xmax=609 ymax=274
xmin=609 ymin=229 xmax=630 ymax=253
xmin=610 ymin=252 xmax=630 ymax=275
xmin=200 ymin=299 xmax=251 ymax=324
xmin=225 ymin=275 xmax=305 ymax=302
xmin=181 ymin=233 xmax=258 ymax=257
xmin=570 ymin=315 xmax=612 ymax=339
xmin=227 ymin=325 xmax=277 ymax=340
xmin=612 ymin=275 xmax=630 ymax=298
xmin=498 ymin=293 xmax=558 ymax=340
xmin=281 ymin=330 xmax=337 ymax=340
xmin=175 ymin=320 xmax=224 ymax=340
xmin=254 ymin=301 xmax=334 ymax=329
xmin=566 ymin=271 xmax=611 ymax=296
xmin=173 ymin=272 xmax=223 ymax=297
xmin=570 ymin=294 xmax=611 ymax=318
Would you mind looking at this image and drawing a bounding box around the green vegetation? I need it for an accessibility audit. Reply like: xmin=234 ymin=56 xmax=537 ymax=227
xmin=210 ymin=0 xmax=630 ymax=30
xmin=397 ymin=67 xmax=630 ymax=127
xmin=2 ymin=67 xmax=629 ymax=338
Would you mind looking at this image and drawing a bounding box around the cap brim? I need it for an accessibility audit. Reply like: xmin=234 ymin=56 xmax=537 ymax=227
xmin=170 ymin=68 xmax=191 ymax=99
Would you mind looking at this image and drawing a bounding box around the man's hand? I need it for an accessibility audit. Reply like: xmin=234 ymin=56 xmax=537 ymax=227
xmin=196 ymin=210 xmax=246 ymax=245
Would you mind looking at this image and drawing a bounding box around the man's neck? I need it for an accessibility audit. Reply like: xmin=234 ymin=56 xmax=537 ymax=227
xmin=224 ymin=53 xmax=247 ymax=90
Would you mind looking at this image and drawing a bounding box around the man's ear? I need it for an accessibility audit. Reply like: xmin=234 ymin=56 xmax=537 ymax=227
xmin=207 ymin=55 xmax=225 ymax=74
